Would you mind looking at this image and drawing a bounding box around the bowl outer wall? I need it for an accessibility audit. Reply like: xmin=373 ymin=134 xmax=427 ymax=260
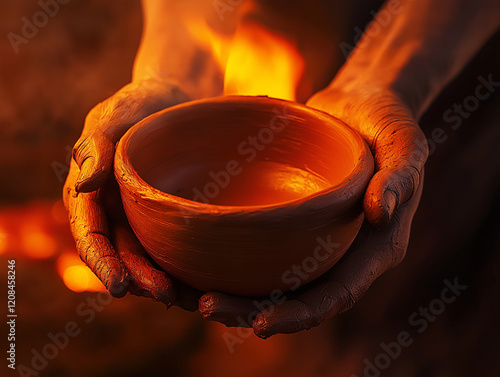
xmin=114 ymin=96 xmax=374 ymax=296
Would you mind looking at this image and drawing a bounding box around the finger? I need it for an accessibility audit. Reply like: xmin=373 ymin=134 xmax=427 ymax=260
xmin=66 ymin=160 xmax=127 ymax=297
xmin=252 ymin=230 xmax=396 ymax=338
xmin=110 ymin=222 xmax=177 ymax=307
xmin=103 ymin=184 xmax=201 ymax=310
xmin=73 ymin=81 xmax=189 ymax=194
xmin=63 ymin=160 xmax=78 ymax=211
xmin=199 ymin=292 xmax=261 ymax=328
xmin=252 ymin=253 xmax=382 ymax=338
xmin=364 ymin=117 xmax=428 ymax=228
xmin=73 ymin=128 xmax=115 ymax=193
xmin=197 ymin=203 xmax=412 ymax=335
xmin=253 ymin=172 xmax=424 ymax=338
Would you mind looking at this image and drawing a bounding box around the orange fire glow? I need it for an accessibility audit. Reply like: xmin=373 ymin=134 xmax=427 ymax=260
xmin=20 ymin=223 xmax=57 ymax=259
xmin=57 ymin=251 xmax=107 ymax=293
xmin=0 ymin=228 xmax=7 ymax=255
xmin=186 ymin=18 xmax=304 ymax=101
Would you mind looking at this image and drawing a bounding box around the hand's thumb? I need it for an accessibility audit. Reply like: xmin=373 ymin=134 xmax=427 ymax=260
xmin=73 ymin=129 xmax=114 ymax=193
xmin=363 ymin=164 xmax=422 ymax=228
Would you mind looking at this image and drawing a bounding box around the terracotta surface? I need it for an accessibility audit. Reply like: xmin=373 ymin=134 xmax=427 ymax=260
xmin=114 ymin=96 xmax=373 ymax=296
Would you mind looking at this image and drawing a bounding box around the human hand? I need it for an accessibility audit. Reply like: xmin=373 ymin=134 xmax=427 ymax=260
xmin=63 ymin=77 xmax=201 ymax=309
xmin=198 ymin=84 xmax=428 ymax=337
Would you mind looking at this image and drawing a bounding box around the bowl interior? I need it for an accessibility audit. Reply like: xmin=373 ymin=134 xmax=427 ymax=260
xmin=125 ymin=97 xmax=363 ymax=207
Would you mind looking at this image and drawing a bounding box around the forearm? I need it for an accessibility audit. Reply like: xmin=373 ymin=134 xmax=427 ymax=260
xmin=332 ymin=0 xmax=500 ymax=119
xmin=133 ymin=0 xmax=222 ymax=99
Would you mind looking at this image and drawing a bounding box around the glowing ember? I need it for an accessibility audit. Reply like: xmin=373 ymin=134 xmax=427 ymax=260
xmin=57 ymin=251 xmax=107 ymax=293
xmin=185 ymin=18 xmax=304 ymax=101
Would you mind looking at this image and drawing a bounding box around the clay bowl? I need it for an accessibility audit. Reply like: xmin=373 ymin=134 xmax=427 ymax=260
xmin=114 ymin=96 xmax=374 ymax=297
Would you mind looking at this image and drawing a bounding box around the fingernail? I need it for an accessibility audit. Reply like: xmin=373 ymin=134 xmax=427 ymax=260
xmin=74 ymin=181 xmax=83 ymax=193
xmin=108 ymin=270 xmax=128 ymax=298
xmin=383 ymin=191 xmax=397 ymax=220
xmin=253 ymin=314 xmax=270 ymax=339
xmin=75 ymin=170 xmax=90 ymax=193
xmin=109 ymin=279 xmax=128 ymax=298
xmin=199 ymin=294 xmax=212 ymax=305
xmin=198 ymin=295 xmax=216 ymax=315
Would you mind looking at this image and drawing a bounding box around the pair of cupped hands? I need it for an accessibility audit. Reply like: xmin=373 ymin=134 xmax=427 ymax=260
xmin=63 ymin=75 xmax=427 ymax=338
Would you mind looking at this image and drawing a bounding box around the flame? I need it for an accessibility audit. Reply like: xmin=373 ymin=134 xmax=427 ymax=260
xmin=224 ymin=25 xmax=304 ymax=100
xmin=57 ymin=251 xmax=107 ymax=293
xmin=185 ymin=18 xmax=304 ymax=101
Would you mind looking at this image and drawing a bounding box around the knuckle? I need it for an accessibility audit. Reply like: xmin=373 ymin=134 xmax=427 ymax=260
xmin=339 ymin=284 xmax=358 ymax=312
xmin=103 ymin=91 xmax=140 ymax=124
xmin=402 ymin=165 xmax=421 ymax=200
xmin=385 ymin=165 xmax=421 ymax=205
xmin=294 ymin=300 xmax=320 ymax=330
xmin=82 ymin=103 xmax=105 ymax=131
xmin=322 ymin=281 xmax=359 ymax=317
xmin=333 ymin=277 xmax=365 ymax=314
xmin=72 ymin=137 xmax=92 ymax=164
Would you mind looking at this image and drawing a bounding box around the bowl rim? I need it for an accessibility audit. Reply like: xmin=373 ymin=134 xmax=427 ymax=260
xmin=114 ymin=95 xmax=374 ymax=218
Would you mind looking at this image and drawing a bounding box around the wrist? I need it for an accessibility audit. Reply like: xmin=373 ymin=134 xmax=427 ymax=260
xmin=325 ymin=66 xmax=416 ymax=118
xmin=132 ymin=51 xmax=222 ymax=100
xmin=329 ymin=46 xmax=434 ymax=121
xmin=133 ymin=1 xmax=223 ymax=99
xmin=329 ymin=0 xmax=500 ymax=120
